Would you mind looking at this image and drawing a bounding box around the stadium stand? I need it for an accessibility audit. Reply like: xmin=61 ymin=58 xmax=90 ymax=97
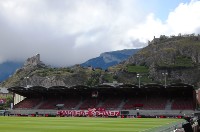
xmin=39 ymin=98 xmax=60 ymax=109
xmin=101 ymin=97 xmax=123 ymax=110
xmin=63 ymin=98 xmax=81 ymax=109
xmin=123 ymin=97 xmax=167 ymax=110
xmin=79 ymin=97 xmax=99 ymax=110
xmin=172 ymin=98 xmax=194 ymax=110
xmin=37 ymin=97 xmax=82 ymax=110
xmin=14 ymin=98 xmax=40 ymax=109
xmin=8 ymin=83 xmax=196 ymax=116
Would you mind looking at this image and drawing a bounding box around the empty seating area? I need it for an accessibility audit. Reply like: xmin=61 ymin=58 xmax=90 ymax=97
xmin=39 ymin=98 xmax=60 ymax=109
xmin=13 ymin=96 xmax=194 ymax=111
xmin=14 ymin=98 xmax=40 ymax=109
xmin=39 ymin=98 xmax=81 ymax=109
xmin=123 ymin=97 xmax=167 ymax=110
xmin=63 ymin=98 xmax=80 ymax=109
xmin=79 ymin=98 xmax=99 ymax=109
xmin=101 ymin=98 xmax=122 ymax=110
xmin=172 ymin=98 xmax=193 ymax=110
xmin=143 ymin=98 xmax=167 ymax=110
xmin=123 ymin=98 xmax=145 ymax=110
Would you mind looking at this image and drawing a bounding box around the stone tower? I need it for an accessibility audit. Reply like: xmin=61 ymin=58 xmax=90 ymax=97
xmin=24 ymin=54 xmax=42 ymax=67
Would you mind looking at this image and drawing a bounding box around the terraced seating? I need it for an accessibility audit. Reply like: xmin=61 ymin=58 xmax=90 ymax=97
xmin=172 ymin=98 xmax=193 ymax=110
xmin=101 ymin=98 xmax=122 ymax=110
xmin=14 ymin=98 xmax=40 ymax=109
xmin=79 ymin=98 xmax=99 ymax=110
xmin=123 ymin=97 xmax=167 ymax=110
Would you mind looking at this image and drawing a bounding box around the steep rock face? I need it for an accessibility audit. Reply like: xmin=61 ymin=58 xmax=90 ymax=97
xmin=125 ymin=35 xmax=200 ymax=87
xmin=22 ymin=74 xmax=86 ymax=88
xmin=0 ymin=54 xmax=47 ymax=88
xmin=24 ymin=54 xmax=45 ymax=69
xmin=24 ymin=54 xmax=41 ymax=66
xmin=0 ymin=54 xmax=102 ymax=88
xmin=126 ymin=36 xmax=200 ymax=66
xmin=0 ymin=54 xmax=43 ymax=82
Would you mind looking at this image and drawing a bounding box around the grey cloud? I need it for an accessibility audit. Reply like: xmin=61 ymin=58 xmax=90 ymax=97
xmin=3 ymin=0 xmax=198 ymax=66
xmin=0 ymin=0 xmax=147 ymax=66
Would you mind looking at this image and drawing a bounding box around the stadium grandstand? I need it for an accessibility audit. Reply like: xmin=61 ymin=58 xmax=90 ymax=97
xmin=8 ymin=83 xmax=197 ymax=117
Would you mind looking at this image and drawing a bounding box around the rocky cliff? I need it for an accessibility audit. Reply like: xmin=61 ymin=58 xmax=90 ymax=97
xmin=0 ymin=54 xmax=89 ymax=88
xmin=124 ymin=34 xmax=200 ymax=87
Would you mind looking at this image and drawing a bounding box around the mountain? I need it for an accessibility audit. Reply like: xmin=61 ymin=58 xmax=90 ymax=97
xmin=123 ymin=34 xmax=200 ymax=87
xmin=0 ymin=62 xmax=23 ymax=83
xmin=0 ymin=49 xmax=140 ymax=88
xmin=0 ymin=49 xmax=139 ymax=83
xmin=81 ymin=49 xmax=140 ymax=69
xmin=0 ymin=53 xmax=139 ymax=88
xmin=2 ymin=34 xmax=200 ymax=88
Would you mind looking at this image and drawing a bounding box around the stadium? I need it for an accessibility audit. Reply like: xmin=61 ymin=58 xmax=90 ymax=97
xmin=2 ymin=82 xmax=199 ymax=131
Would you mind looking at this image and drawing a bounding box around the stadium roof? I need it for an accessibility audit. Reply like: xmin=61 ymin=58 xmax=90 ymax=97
xmin=8 ymin=83 xmax=194 ymax=97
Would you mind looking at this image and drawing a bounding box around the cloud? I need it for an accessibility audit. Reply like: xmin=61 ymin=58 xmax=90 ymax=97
xmin=167 ymin=0 xmax=200 ymax=34
xmin=0 ymin=0 xmax=199 ymax=66
xmin=128 ymin=0 xmax=200 ymax=41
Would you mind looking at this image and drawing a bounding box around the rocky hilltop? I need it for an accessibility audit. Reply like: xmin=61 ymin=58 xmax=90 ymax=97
xmin=0 ymin=54 xmax=128 ymax=88
xmin=0 ymin=49 xmax=139 ymax=83
xmin=0 ymin=54 xmax=89 ymax=88
xmin=124 ymin=34 xmax=200 ymax=87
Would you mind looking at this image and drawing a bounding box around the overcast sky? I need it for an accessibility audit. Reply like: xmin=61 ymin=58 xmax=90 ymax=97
xmin=0 ymin=0 xmax=200 ymax=66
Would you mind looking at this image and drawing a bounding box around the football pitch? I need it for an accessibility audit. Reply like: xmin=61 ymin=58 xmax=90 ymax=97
xmin=0 ymin=117 xmax=185 ymax=132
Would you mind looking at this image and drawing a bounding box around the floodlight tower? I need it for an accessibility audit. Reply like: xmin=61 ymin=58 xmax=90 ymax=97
xmin=137 ymin=74 xmax=142 ymax=88
xmin=24 ymin=76 xmax=29 ymax=87
xmin=162 ymin=72 xmax=168 ymax=88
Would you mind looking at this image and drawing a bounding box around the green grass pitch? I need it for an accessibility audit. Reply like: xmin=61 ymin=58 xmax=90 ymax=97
xmin=0 ymin=117 xmax=184 ymax=132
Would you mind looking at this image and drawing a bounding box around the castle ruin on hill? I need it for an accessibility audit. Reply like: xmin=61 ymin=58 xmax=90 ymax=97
xmin=149 ymin=33 xmax=200 ymax=45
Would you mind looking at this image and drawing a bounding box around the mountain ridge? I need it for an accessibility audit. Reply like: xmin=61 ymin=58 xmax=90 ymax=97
xmin=81 ymin=49 xmax=140 ymax=69
xmin=0 ymin=49 xmax=140 ymax=83
xmin=2 ymin=34 xmax=200 ymax=88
